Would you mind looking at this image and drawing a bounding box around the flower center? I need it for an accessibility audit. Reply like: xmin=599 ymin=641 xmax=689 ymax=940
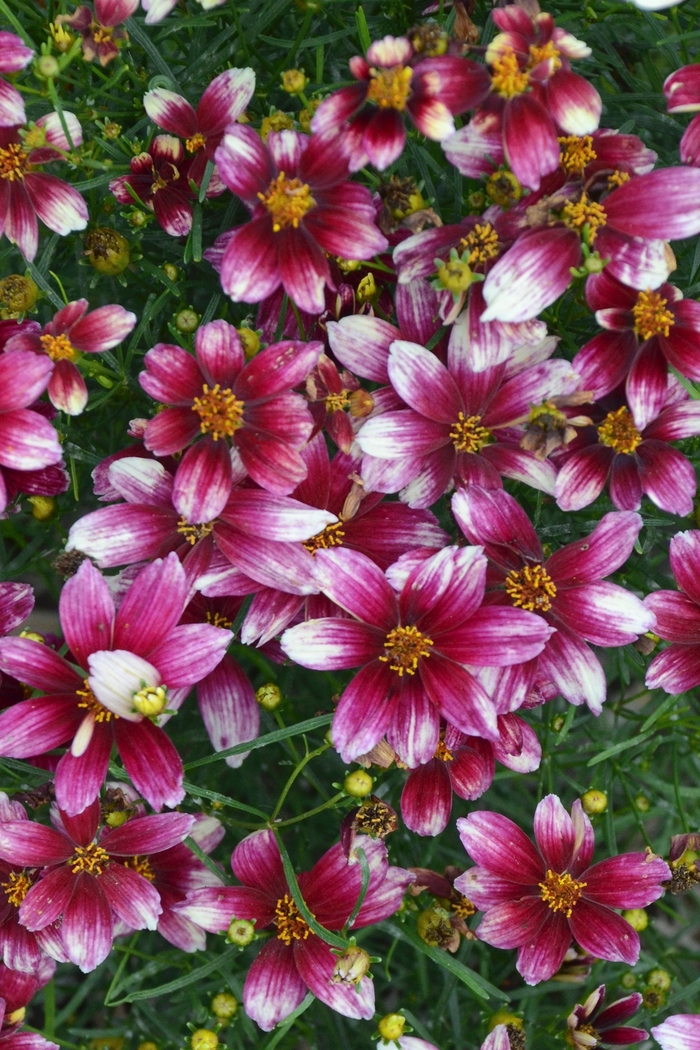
xmin=274 ymin=894 xmax=314 ymax=944
xmin=258 ymin=172 xmax=316 ymax=232
xmin=2 ymin=871 xmax=32 ymax=908
xmin=437 ymin=257 xmax=477 ymax=294
xmin=123 ymin=856 xmax=156 ymax=881
xmin=504 ymin=564 xmax=557 ymax=613
xmin=186 ymin=133 xmax=206 ymax=153
xmin=597 ymin=406 xmax=642 ymax=454
xmin=450 ymin=893 xmax=476 ymax=919
xmin=459 ymin=223 xmax=500 ymax=267
xmin=177 ymin=516 xmax=214 ymax=545
xmin=366 ymin=65 xmax=413 ymax=110
xmin=71 ymin=842 xmax=110 ymax=876
xmin=132 ymin=684 xmax=168 ymax=718
xmin=449 ymin=413 xmax=492 ymax=453
xmin=302 ymin=521 xmax=346 ymax=553
xmin=40 ymin=332 xmax=80 ymax=362
xmin=608 ymin=169 xmax=631 ymax=189
xmin=434 ymin=738 xmax=453 ymax=762
xmin=354 ymin=799 xmax=398 ymax=838
xmin=325 ymin=389 xmax=351 ymax=413
xmin=191 ymin=384 xmax=245 ymax=439
xmin=76 ymin=680 xmax=118 ymax=722
xmin=206 ymin=610 xmax=233 ymax=629
xmin=561 ymin=193 xmax=607 ymax=244
xmin=91 ymin=23 xmax=114 ymax=44
xmin=380 ymin=625 xmax=434 ymax=676
xmin=632 ymin=289 xmax=675 ymax=340
xmin=558 ymin=134 xmax=597 ymax=176
xmin=539 ymin=869 xmax=586 ymax=917
xmin=0 ymin=143 xmax=28 ymax=182
xmin=491 ymin=48 xmax=529 ymax=98
xmin=575 ymin=1024 xmax=601 ymax=1044
xmin=529 ymin=40 xmax=561 ymax=70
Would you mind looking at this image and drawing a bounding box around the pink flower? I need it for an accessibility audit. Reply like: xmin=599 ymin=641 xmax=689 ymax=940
xmin=452 ymin=487 xmax=655 ymax=712
xmin=0 ymin=350 xmax=64 ymax=514
xmin=0 ymin=553 xmax=232 ymax=815
xmin=645 ymin=530 xmax=700 ymax=693
xmin=0 ymin=798 xmax=194 ymax=972
xmin=652 ymin=1015 xmax=700 ymax=1050
xmin=0 ymin=114 xmax=88 ymax=261
xmin=56 ymin=0 xmax=139 ymax=66
xmin=109 ymin=135 xmax=205 ymax=237
xmin=0 ymin=792 xmax=46 ymax=974
xmin=456 ymin=794 xmax=671 ymax=984
xmin=174 ymin=828 xmax=413 ymax=1030
xmin=0 ymin=33 xmax=33 ymax=128
xmin=665 ymin=64 xmax=700 ymax=165
xmin=4 ymin=299 xmax=136 ymax=415
xmin=144 ymin=68 xmax=254 ymax=189
xmin=0 ymin=974 xmax=59 ymax=1050
xmin=568 ymin=985 xmax=647 ymax=1048
xmin=212 ymin=127 xmax=388 ymax=314
xmin=401 ymin=714 xmax=541 ymax=836
xmin=280 ymin=545 xmax=553 ymax=765
xmin=311 ymin=35 xmax=490 ymax=171
xmin=140 ymin=320 xmax=320 ymax=501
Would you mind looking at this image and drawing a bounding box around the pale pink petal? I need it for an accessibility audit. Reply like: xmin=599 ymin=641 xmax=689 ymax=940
xmin=243 ymin=939 xmax=306 ymax=1031
xmin=294 ymin=936 xmax=375 ymax=1019
xmin=61 ymin=873 xmax=114 ymax=972
xmin=533 ymin=794 xmax=575 ymax=872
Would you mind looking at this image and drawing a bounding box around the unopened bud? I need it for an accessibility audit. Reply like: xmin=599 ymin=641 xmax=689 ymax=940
xmin=132 ymin=685 xmax=168 ymax=717
xmin=377 ymin=1014 xmax=406 ymax=1042
xmin=237 ymin=327 xmax=261 ymax=360
xmin=175 ymin=309 xmax=199 ymax=333
xmin=210 ymin=993 xmax=238 ymax=1020
xmin=581 ymin=789 xmax=607 ymax=815
xmin=620 ymin=972 xmax=637 ymax=989
xmin=35 ymin=54 xmax=60 ymax=79
xmin=622 ymin=908 xmax=648 ymax=931
xmin=227 ymin=917 xmax=255 ymax=946
xmin=488 ymin=1011 xmax=523 ymax=1032
xmin=6 ymin=1008 xmax=25 ymax=1026
xmin=103 ymin=121 xmax=122 ymax=139
xmin=281 ymin=69 xmax=307 ymax=94
xmin=356 ymin=272 xmax=377 ymax=302
xmin=19 ymin=630 xmax=45 ymax=644
xmin=0 ymin=274 xmax=39 ymax=314
xmin=84 ymin=228 xmax=131 ymax=275
xmin=332 ymin=945 xmax=371 ymax=985
xmin=28 ymin=496 xmax=56 ymax=521
xmin=162 ymin=263 xmax=179 ymax=282
xmin=128 ymin=209 xmax=149 ymax=227
xmin=343 ymin=770 xmax=373 ymax=798
xmin=256 ymin=683 xmax=282 ymax=711
xmin=190 ymin=1031 xmax=217 ymax=1050
xmin=486 ymin=170 xmax=522 ymax=208
xmin=646 ymin=968 xmax=672 ymax=992
xmin=104 ymin=810 xmax=129 ymax=828
xmin=635 ymin=794 xmax=651 ymax=812
xmin=348 ymin=388 xmax=374 ymax=417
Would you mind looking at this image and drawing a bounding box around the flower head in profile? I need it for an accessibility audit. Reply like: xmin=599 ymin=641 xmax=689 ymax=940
xmin=456 ymin=794 xmax=671 ymax=984
xmin=567 ymin=985 xmax=647 ymax=1048
xmin=56 ymin=0 xmax=139 ymax=66
xmin=173 ymin=828 xmax=414 ymax=1030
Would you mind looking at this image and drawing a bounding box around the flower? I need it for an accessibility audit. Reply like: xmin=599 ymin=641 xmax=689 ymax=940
xmin=56 ymin=0 xmax=139 ymax=66
xmin=174 ymin=829 xmax=413 ymax=1030
xmin=109 ymin=135 xmax=204 ymax=237
xmin=212 ymin=127 xmax=388 ymax=314
xmin=651 ymin=1015 xmax=700 ymax=1050
xmin=455 ymin=794 xmax=671 ymax=985
xmin=143 ymin=68 xmax=255 ymax=189
xmin=452 ymin=487 xmax=655 ymax=712
xmin=280 ymin=545 xmax=553 ymax=765
xmin=139 ymin=320 xmax=321 ymax=501
xmin=310 ymin=34 xmax=490 ymax=171
xmin=0 ymin=114 xmax=88 ymax=261
xmin=0 ymin=34 xmax=33 ymax=128
xmin=0 ymin=791 xmax=47 ymax=973
xmin=645 ymin=531 xmax=700 ymax=693
xmin=3 ymin=299 xmax=136 ymax=415
xmin=0 ymin=553 xmax=232 ymax=815
xmin=567 ymin=985 xmax=647 ymax=1048
xmin=664 ymin=64 xmax=700 ymax=165
xmin=0 ymin=798 xmax=194 ymax=972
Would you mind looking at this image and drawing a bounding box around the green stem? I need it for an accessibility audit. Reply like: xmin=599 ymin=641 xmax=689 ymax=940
xmin=43 ymin=980 xmax=55 ymax=1039
xmin=0 ymin=0 xmax=33 ymax=42
xmin=271 ymin=741 xmax=330 ymax=821
xmin=272 ymin=829 xmax=347 ymax=949
xmin=274 ymin=791 xmax=345 ymax=827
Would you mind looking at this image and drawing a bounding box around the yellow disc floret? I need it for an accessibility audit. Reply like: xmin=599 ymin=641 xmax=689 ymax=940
xmin=449 ymin=413 xmax=492 ymax=453
xmin=274 ymin=894 xmax=314 ymax=944
xmin=561 ymin=193 xmax=607 ymax=244
xmin=491 ymin=47 xmax=529 ymax=98
xmin=632 ymin=289 xmax=675 ymax=341
xmin=191 ymin=384 xmax=245 ymax=439
xmin=258 ymin=171 xmax=315 ymax=231
xmin=539 ymin=869 xmax=586 ymax=917
xmin=380 ymin=625 xmax=433 ymax=676
xmin=0 ymin=143 xmax=28 ymax=182
xmin=597 ymin=406 xmax=643 ymax=454
xmin=558 ymin=135 xmax=597 ymax=176
xmin=40 ymin=332 xmax=80 ymax=362
xmin=504 ymin=564 xmax=557 ymax=613
xmin=367 ymin=65 xmax=412 ymax=110
xmin=71 ymin=842 xmax=111 ymax=875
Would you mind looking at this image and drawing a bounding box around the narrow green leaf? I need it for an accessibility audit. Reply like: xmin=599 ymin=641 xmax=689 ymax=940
xmin=640 ymin=692 xmax=680 ymax=733
xmin=344 ymin=847 xmax=370 ymax=932
xmin=273 ymin=830 xmax=347 ymax=949
xmin=355 ymin=5 xmax=371 ymax=51
xmin=587 ymin=731 xmax=655 ymax=767
xmin=107 ymin=946 xmax=239 ymax=1004
xmin=183 ymin=713 xmax=333 ymax=770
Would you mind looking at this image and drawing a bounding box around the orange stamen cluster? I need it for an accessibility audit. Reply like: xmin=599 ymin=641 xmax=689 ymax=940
xmin=0 ymin=143 xmax=28 ymax=182
xmin=504 ymin=564 xmax=557 ymax=613
xmin=558 ymin=135 xmax=597 ymax=176
xmin=539 ymin=869 xmax=586 ymax=917
xmin=561 ymin=194 xmax=607 ymax=244
xmin=186 ymin=133 xmax=206 ymax=153
xmin=491 ymin=48 xmax=529 ymax=98
xmin=71 ymin=842 xmax=110 ymax=875
xmin=76 ymin=680 xmax=118 ymax=722
xmin=258 ymin=172 xmax=315 ymax=232
xmin=2 ymin=871 xmax=32 ymax=908
xmin=632 ymin=290 xmax=675 ymax=341
xmin=597 ymin=406 xmax=643 ymax=455
xmin=460 ymin=223 xmax=500 ymax=267
xmin=176 ymin=517 xmax=214 ymax=545
xmin=274 ymin=894 xmax=313 ymax=944
xmin=191 ymin=384 xmax=245 ymax=439
xmin=302 ymin=521 xmax=346 ymax=554
xmin=380 ymin=625 xmax=434 ymax=676
xmin=449 ymin=413 xmax=492 ymax=453
xmin=123 ymin=856 xmax=156 ymax=881
xmin=366 ymin=65 xmax=412 ymax=110
xmin=40 ymin=332 xmax=79 ymax=362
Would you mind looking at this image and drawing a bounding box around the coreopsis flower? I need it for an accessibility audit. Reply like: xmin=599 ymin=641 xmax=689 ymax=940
xmin=280 ymin=545 xmax=553 ymax=765
xmin=0 ymin=798 xmax=194 ymax=972
xmin=0 ymin=792 xmax=47 ymax=973
xmin=452 ymin=488 xmax=654 ymax=712
xmin=3 ymin=299 xmax=136 ymax=415
xmin=353 ymin=336 xmax=579 ymax=507
xmin=665 ymin=65 xmax=700 ymax=166
xmin=480 ymin=166 xmax=700 ymax=322
xmin=652 ymin=1015 xmax=700 ymax=1050
xmin=212 ymin=127 xmax=388 ymax=314
xmin=455 ymin=794 xmax=671 ymax=985
xmin=0 ymin=553 xmax=232 ymax=815
xmin=553 ymin=384 xmax=700 ymax=515
xmin=65 ymin=455 xmax=336 ymax=595
xmin=667 ymin=831 xmax=700 ymax=893
xmin=0 ymin=989 xmax=58 ymax=1050
xmin=444 ymin=2 xmax=601 ymax=190
xmin=401 ymin=714 xmax=541 ymax=836
xmin=573 ymin=270 xmax=700 ymax=430
xmin=174 ymin=828 xmax=414 ymax=1030
xmin=0 ymin=350 xmax=64 ymax=514
xmin=567 ymin=985 xmax=647 ymax=1048
xmin=0 ymin=34 xmax=33 ymax=128
xmin=144 ymin=68 xmax=255 ymax=189
xmin=139 ymin=320 xmax=321 ymax=502
xmin=0 ymin=114 xmax=88 ymax=261
xmin=56 ymin=0 xmax=138 ymax=66
xmin=644 ymin=531 xmax=700 ymax=693
xmin=310 ymin=35 xmax=490 ymax=171
xmin=481 ymin=1026 xmax=519 ymax=1050
xmin=109 ymin=135 xmax=206 ymax=237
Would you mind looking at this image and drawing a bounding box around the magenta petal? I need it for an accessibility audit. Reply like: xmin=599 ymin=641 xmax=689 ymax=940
xmin=516 ymin=910 xmax=572 ymax=985
xmin=61 ymin=873 xmax=114 ymax=972
xmin=175 ymin=886 xmax=276 ymax=931
xmin=115 ymin=718 xmax=185 ymax=811
xmin=100 ymin=864 xmax=162 ymax=930
xmin=604 ymin=167 xmax=700 ymax=241
xmin=140 ymin=343 xmax=202 ymax=404
xmin=456 ymin=811 xmax=543 ymax=883
xmin=537 ymin=625 xmax=607 ymax=714
xmin=243 ymin=939 xmax=306 ymax=1032
xmin=569 ymin=900 xmax=639 ymax=965
xmin=449 ymin=738 xmax=495 ymax=799
xmin=546 ymin=511 xmax=642 ymax=584
xmin=555 ymin=582 xmax=653 ymax=646
xmin=644 ymin=591 xmax=700 ymax=643
xmin=54 ymin=724 xmax=112 ymax=817
xmin=363 ymin=107 xmax=406 ymax=170
xmin=24 ymin=172 xmax=88 ymax=238
xmin=554 ymin=445 xmax=612 ymax=512
xmin=197 ymin=655 xmax=259 ymax=768
xmin=102 ymin=813 xmax=194 ymax=855
xmin=331 ymin=661 xmax=396 ymax=762
xmin=0 ymin=822 xmax=71 ymax=867
xmin=401 ymin=760 xmax=452 ymax=836
xmin=280 ymin=618 xmax=384 ymax=670
xmin=173 ymin=439 xmax=232 ymax=523
xmin=220 ymin=219 xmax=281 ymax=304
xmin=59 ymin=559 xmax=115 ymax=668
xmin=503 ymin=94 xmax=559 ymax=191
xmin=144 ymin=89 xmax=198 ymax=138
xmin=314 ymin=547 xmax=398 ymax=628
xmin=421 ymin=654 xmax=499 ymax=740
xmin=476 ymin=896 xmax=547 ymax=950
xmin=582 ymin=853 xmax=670 ymax=909
xmin=48 ymin=360 xmax=87 ymax=416
xmin=70 ymin=304 xmax=137 ymax=353
xmin=0 ymin=78 xmax=25 ymax=127
xmin=66 ymin=504 xmax=177 ymax=568
xmin=669 ymin=530 xmax=700 ymax=605
xmin=533 ymin=794 xmax=575 ymax=873
xmin=0 ymin=408 xmax=62 ymax=470
xmin=113 ymin=552 xmax=186 ymax=654
xmin=387 ymin=341 xmax=462 ymax=423
xmin=386 ymin=673 xmax=439 ymax=767
xmin=19 ymin=868 xmax=74 ymax=930
xmin=481 ymin=227 xmax=581 ymax=323
xmin=294 ymin=936 xmax=375 ymax=1019
xmin=440 ymin=607 xmax=553 ymax=666
xmin=637 ymin=441 xmax=696 ymax=516
xmin=149 ymin=622 xmax=231 ymax=687
xmin=0 ymin=636 xmax=81 ymax=694
xmin=652 ymin=1016 xmax=700 ymax=1050
xmin=0 ymin=694 xmax=81 ymax=759
xmin=232 ymin=828 xmax=285 ymax=892
xmin=545 ymin=70 xmax=601 ymax=135
xmin=198 ymin=67 xmax=255 ymax=136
